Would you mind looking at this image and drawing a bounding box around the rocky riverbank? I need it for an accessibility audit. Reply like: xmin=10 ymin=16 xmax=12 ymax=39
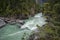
xmin=0 ymin=17 xmax=26 ymax=29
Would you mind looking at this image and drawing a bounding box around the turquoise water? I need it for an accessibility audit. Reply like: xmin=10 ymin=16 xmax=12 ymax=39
xmin=0 ymin=13 xmax=46 ymax=40
xmin=0 ymin=24 xmax=32 ymax=40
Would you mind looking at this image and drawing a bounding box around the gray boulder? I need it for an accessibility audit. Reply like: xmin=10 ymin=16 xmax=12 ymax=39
xmin=0 ymin=19 xmax=6 ymax=28
xmin=16 ymin=19 xmax=25 ymax=25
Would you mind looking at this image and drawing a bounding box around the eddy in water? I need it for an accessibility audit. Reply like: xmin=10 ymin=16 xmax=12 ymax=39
xmin=21 ymin=12 xmax=46 ymax=30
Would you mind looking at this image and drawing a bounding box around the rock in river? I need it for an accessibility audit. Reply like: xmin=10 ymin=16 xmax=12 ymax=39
xmin=0 ymin=19 xmax=6 ymax=28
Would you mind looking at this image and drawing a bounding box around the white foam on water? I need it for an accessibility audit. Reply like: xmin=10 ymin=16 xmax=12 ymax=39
xmin=21 ymin=13 xmax=46 ymax=30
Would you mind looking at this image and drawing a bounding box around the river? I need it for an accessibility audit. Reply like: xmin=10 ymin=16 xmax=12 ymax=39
xmin=0 ymin=12 xmax=46 ymax=40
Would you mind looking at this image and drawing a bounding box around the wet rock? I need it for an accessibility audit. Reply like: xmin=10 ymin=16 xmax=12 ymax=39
xmin=16 ymin=19 xmax=25 ymax=25
xmin=0 ymin=19 xmax=6 ymax=28
xmin=9 ymin=21 xmax=16 ymax=25
xmin=4 ymin=18 xmax=16 ymax=24
xmin=0 ymin=17 xmax=5 ymax=20
xmin=7 ymin=19 xmax=16 ymax=25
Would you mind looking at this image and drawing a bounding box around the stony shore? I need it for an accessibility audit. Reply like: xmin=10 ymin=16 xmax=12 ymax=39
xmin=0 ymin=17 xmax=25 ymax=28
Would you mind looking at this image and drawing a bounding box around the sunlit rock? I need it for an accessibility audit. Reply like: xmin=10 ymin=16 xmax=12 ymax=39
xmin=16 ymin=19 xmax=25 ymax=25
xmin=0 ymin=19 xmax=6 ymax=28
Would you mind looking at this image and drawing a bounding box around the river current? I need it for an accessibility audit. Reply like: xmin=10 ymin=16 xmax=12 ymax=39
xmin=0 ymin=12 xmax=46 ymax=40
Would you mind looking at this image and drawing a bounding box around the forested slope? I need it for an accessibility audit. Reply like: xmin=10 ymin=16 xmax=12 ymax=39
xmin=0 ymin=0 xmax=41 ymax=19
xmin=40 ymin=0 xmax=60 ymax=40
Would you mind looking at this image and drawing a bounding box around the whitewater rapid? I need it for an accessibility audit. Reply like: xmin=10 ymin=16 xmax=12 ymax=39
xmin=21 ymin=13 xmax=46 ymax=30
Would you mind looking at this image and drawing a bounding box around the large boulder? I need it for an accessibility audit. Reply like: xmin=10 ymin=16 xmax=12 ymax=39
xmin=16 ymin=19 xmax=25 ymax=25
xmin=0 ymin=19 xmax=6 ymax=28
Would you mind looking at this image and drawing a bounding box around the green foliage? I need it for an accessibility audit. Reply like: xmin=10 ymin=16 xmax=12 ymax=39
xmin=0 ymin=0 xmax=40 ymax=18
xmin=41 ymin=0 xmax=60 ymax=40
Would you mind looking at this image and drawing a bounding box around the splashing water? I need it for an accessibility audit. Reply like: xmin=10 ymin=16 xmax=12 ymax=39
xmin=21 ymin=12 xmax=46 ymax=30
